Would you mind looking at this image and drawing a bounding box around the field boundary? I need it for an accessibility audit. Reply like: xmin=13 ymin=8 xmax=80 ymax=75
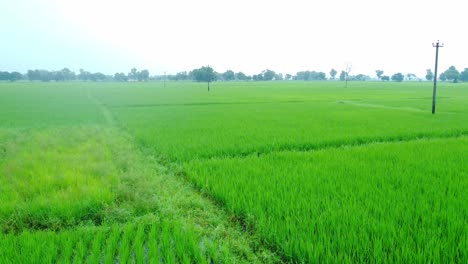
xmin=86 ymin=89 xmax=115 ymax=126
xmin=193 ymin=131 xmax=468 ymax=161
xmin=107 ymin=100 xmax=310 ymax=109
xmin=338 ymin=100 xmax=461 ymax=114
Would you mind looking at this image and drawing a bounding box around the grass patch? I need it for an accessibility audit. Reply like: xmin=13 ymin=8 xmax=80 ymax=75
xmin=0 ymin=127 xmax=117 ymax=231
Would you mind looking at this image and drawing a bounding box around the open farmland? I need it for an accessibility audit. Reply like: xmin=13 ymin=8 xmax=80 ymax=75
xmin=0 ymin=81 xmax=467 ymax=263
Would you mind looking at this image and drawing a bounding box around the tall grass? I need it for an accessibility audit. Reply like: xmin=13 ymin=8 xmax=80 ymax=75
xmin=0 ymin=127 xmax=118 ymax=232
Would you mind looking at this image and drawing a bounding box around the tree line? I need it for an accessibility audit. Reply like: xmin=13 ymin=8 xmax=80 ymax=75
xmin=1 ymin=66 xmax=467 ymax=83
xmin=374 ymin=66 xmax=468 ymax=83
xmin=0 ymin=68 xmax=150 ymax=82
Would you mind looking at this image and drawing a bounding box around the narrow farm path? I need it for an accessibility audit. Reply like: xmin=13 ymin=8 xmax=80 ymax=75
xmin=338 ymin=100 xmax=460 ymax=114
xmin=193 ymin=130 xmax=468 ymax=161
xmin=338 ymin=100 xmax=426 ymax=112
xmin=87 ymin=89 xmax=116 ymax=126
xmin=86 ymin=88 xmax=281 ymax=263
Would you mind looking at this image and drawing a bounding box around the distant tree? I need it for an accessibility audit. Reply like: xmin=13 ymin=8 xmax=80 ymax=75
xmin=317 ymin=72 xmax=326 ymax=80
xmin=329 ymin=69 xmax=337 ymax=80
xmin=138 ymin=69 xmax=150 ymax=81
xmin=129 ymin=68 xmax=138 ymax=81
xmin=391 ymin=73 xmax=404 ymax=82
xmin=381 ymin=75 xmax=390 ymax=81
xmin=295 ymin=71 xmax=309 ymax=81
xmin=78 ymin=69 xmax=91 ymax=81
xmin=252 ymin=74 xmax=263 ymax=81
xmin=37 ymin=70 xmax=51 ymax=82
xmin=376 ymin=70 xmax=384 ymax=80
xmin=222 ymin=70 xmax=235 ymax=81
xmin=275 ymin=73 xmax=284 ymax=81
xmin=294 ymin=71 xmax=326 ymax=81
xmin=61 ymin=68 xmax=75 ymax=81
xmin=425 ymin=69 xmax=434 ymax=81
xmin=53 ymin=70 xmax=65 ymax=81
xmin=27 ymin=70 xmax=36 ymax=81
xmin=192 ymin=66 xmax=217 ymax=91
xmin=114 ymin=72 xmax=128 ymax=82
xmin=0 ymin=71 xmax=11 ymax=81
xmin=460 ymin=68 xmax=468 ymax=82
xmin=355 ymin=74 xmax=369 ymax=81
xmin=235 ymin=72 xmax=248 ymax=81
xmin=439 ymin=72 xmax=447 ymax=81
xmin=339 ymin=70 xmax=346 ymax=81
xmin=89 ymin=72 xmax=106 ymax=81
xmin=406 ymin=73 xmax=416 ymax=81
xmin=285 ymin=74 xmax=292 ymax=80
xmin=252 ymin=69 xmax=277 ymax=81
xmin=443 ymin=66 xmax=460 ymax=83
xmin=173 ymin=71 xmax=189 ymax=81
xmin=262 ymin=69 xmax=276 ymax=81
xmin=9 ymin=72 xmax=23 ymax=81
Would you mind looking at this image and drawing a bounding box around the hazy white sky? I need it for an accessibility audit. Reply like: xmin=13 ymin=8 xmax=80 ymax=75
xmin=1 ymin=0 xmax=466 ymax=77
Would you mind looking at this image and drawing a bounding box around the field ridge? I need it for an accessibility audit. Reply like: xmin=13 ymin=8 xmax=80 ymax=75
xmin=86 ymin=88 xmax=115 ymax=126
xmin=190 ymin=130 xmax=468 ymax=161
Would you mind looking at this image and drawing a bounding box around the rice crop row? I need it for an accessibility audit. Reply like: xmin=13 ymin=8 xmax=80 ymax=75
xmin=185 ymin=137 xmax=468 ymax=262
xmin=0 ymin=220 xmax=231 ymax=263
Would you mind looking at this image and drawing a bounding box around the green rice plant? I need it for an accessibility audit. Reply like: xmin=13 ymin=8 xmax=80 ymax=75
xmin=173 ymin=223 xmax=192 ymax=263
xmin=161 ymin=221 xmax=175 ymax=263
xmin=59 ymin=232 xmax=76 ymax=263
xmin=72 ymin=238 xmax=87 ymax=264
xmin=87 ymin=229 xmax=105 ymax=264
xmin=134 ymin=223 xmax=146 ymax=263
xmin=104 ymin=225 xmax=121 ymax=263
xmin=148 ymin=223 xmax=160 ymax=263
xmin=99 ymin=82 xmax=468 ymax=161
xmin=185 ymin=137 xmax=468 ymax=262
xmin=119 ymin=223 xmax=136 ymax=263
xmin=0 ymin=82 xmax=105 ymax=128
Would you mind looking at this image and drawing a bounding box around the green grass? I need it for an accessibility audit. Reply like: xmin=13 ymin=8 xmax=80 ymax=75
xmin=1 ymin=81 xmax=467 ymax=263
xmin=0 ymin=127 xmax=117 ymax=232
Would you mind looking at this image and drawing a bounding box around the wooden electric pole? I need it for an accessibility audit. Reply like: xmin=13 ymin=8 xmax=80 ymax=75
xmin=432 ymin=41 xmax=443 ymax=114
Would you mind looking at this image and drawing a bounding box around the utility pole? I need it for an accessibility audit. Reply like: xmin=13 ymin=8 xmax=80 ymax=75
xmin=345 ymin=63 xmax=352 ymax=88
xmin=432 ymin=40 xmax=443 ymax=114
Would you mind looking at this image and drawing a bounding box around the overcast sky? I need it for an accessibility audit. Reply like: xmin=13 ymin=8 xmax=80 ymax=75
xmin=1 ymin=0 xmax=466 ymax=77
